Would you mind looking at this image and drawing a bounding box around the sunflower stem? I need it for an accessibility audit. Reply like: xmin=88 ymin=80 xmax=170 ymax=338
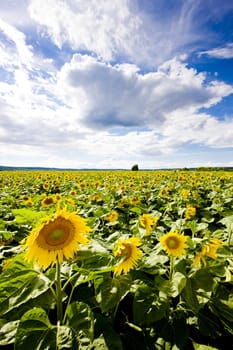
xmin=169 ymin=256 xmax=175 ymax=281
xmin=56 ymin=259 xmax=63 ymax=324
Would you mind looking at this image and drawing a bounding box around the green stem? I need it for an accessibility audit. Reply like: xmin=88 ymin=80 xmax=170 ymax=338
xmin=228 ymin=228 xmax=232 ymax=246
xmin=56 ymin=259 xmax=63 ymax=324
xmin=169 ymin=256 xmax=174 ymax=281
xmin=63 ymin=284 xmax=75 ymax=324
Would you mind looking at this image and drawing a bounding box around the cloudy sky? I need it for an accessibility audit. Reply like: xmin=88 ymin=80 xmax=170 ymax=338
xmin=0 ymin=0 xmax=233 ymax=169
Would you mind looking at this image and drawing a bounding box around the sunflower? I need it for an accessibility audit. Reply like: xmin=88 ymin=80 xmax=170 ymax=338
xmin=113 ymin=237 xmax=142 ymax=275
xmin=106 ymin=211 xmax=119 ymax=223
xmin=160 ymin=231 xmax=188 ymax=257
xmin=193 ymin=238 xmax=224 ymax=268
xmin=41 ymin=196 xmax=55 ymax=207
xmin=23 ymin=208 xmax=91 ymax=269
xmin=139 ymin=214 xmax=159 ymax=236
xmin=185 ymin=205 xmax=196 ymax=219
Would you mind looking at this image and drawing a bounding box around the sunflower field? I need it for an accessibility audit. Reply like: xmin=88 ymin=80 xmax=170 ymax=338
xmin=0 ymin=169 xmax=232 ymax=350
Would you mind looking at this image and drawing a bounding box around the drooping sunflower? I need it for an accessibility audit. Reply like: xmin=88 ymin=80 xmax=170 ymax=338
xmin=113 ymin=237 xmax=142 ymax=275
xmin=139 ymin=214 xmax=159 ymax=236
xmin=193 ymin=238 xmax=224 ymax=268
xmin=23 ymin=208 xmax=91 ymax=269
xmin=160 ymin=231 xmax=188 ymax=257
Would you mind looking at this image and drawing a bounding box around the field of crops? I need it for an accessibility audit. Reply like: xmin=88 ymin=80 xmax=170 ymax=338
xmin=0 ymin=169 xmax=232 ymax=349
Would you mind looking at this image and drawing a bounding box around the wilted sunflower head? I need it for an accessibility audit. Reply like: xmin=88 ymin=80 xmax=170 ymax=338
xmin=160 ymin=231 xmax=188 ymax=257
xmin=23 ymin=208 xmax=91 ymax=269
xmin=113 ymin=237 xmax=142 ymax=276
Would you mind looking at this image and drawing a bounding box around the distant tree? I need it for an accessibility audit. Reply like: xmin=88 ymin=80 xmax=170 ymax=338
xmin=131 ymin=164 xmax=139 ymax=171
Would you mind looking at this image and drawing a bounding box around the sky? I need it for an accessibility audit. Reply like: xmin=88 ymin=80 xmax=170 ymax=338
xmin=0 ymin=0 xmax=233 ymax=169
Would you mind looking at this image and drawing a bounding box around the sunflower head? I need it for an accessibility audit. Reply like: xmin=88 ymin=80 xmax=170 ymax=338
xmin=113 ymin=237 xmax=142 ymax=275
xmin=160 ymin=231 xmax=188 ymax=257
xmin=23 ymin=208 xmax=91 ymax=269
xmin=106 ymin=211 xmax=119 ymax=223
xmin=193 ymin=238 xmax=225 ymax=268
xmin=41 ymin=196 xmax=55 ymax=207
xmin=185 ymin=205 xmax=196 ymax=219
xmin=140 ymin=214 xmax=159 ymax=236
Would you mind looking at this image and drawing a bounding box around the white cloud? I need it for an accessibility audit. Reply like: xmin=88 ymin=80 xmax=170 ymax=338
xmin=199 ymin=43 xmax=233 ymax=59
xmin=28 ymin=0 xmax=143 ymax=62
xmin=57 ymin=54 xmax=233 ymax=130
xmin=27 ymin=0 xmax=221 ymax=67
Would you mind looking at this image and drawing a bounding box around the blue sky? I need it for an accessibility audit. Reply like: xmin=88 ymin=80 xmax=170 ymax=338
xmin=0 ymin=0 xmax=233 ymax=169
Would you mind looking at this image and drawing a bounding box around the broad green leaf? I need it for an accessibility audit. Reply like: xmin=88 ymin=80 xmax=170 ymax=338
xmin=95 ymin=314 xmax=123 ymax=350
xmin=181 ymin=279 xmax=200 ymax=313
xmin=12 ymin=208 xmax=48 ymax=225
xmin=15 ymin=308 xmax=78 ymax=350
xmin=170 ymin=272 xmax=186 ymax=297
xmin=192 ymin=269 xmax=214 ymax=292
xmin=0 ymin=266 xmax=51 ymax=316
xmin=133 ymin=283 xmax=169 ymax=326
xmin=0 ymin=319 xmax=19 ymax=345
xmin=56 ymin=325 xmax=79 ymax=349
xmin=66 ymin=301 xmax=94 ymax=343
xmin=192 ymin=341 xmax=218 ymax=350
xmin=94 ymin=274 xmax=131 ymax=312
xmin=197 ymin=306 xmax=222 ymax=337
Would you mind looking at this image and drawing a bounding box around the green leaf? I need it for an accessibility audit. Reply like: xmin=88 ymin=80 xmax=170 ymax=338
xmin=171 ymin=272 xmax=186 ymax=297
xmin=0 ymin=265 xmax=51 ymax=316
xmin=197 ymin=306 xmax=222 ymax=337
xmin=66 ymin=301 xmax=94 ymax=343
xmin=57 ymin=325 xmax=79 ymax=349
xmin=95 ymin=314 xmax=123 ymax=350
xmin=0 ymin=319 xmax=19 ymax=345
xmin=12 ymin=208 xmax=47 ymax=225
xmin=192 ymin=269 xmax=215 ymax=292
xmin=15 ymin=308 xmax=78 ymax=350
xmin=94 ymin=274 xmax=131 ymax=313
xmin=181 ymin=278 xmax=200 ymax=313
xmin=192 ymin=341 xmax=218 ymax=350
xmin=133 ymin=283 xmax=169 ymax=326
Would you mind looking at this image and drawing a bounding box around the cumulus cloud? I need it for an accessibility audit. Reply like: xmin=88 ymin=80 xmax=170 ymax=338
xmin=57 ymin=54 xmax=233 ymax=130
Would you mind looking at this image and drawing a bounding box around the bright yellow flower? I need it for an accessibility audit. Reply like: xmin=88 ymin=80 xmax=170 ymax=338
xmin=140 ymin=214 xmax=159 ymax=236
xmin=114 ymin=237 xmax=142 ymax=275
xmin=185 ymin=205 xmax=196 ymax=219
xmin=193 ymin=238 xmax=224 ymax=268
xmin=181 ymin=189 xmax=189 ymax=200
xmin=106 ymin=211 xmax=119 ymax=223
xmin=92 ymin=194 xmax=102 ymax=202
xmin=160 ymin=231 xmax=188 ymax=257
xmin=23 ymin=208 xmax=91 ymax=269
xmin=129 ymin=196 xmax=141 ymax=205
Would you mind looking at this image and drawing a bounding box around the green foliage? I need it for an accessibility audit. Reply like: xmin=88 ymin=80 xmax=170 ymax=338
xmin=0 ymin=169 xmax=233 ymax=349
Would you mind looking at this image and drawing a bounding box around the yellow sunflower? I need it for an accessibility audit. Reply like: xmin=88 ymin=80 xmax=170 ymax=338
xmin=160 ymin=231 xmax=188 ymax=257
xmin=106 ymin=211 xmax=119 ymax=223
xmin=193 ymin=238 xmax=224 ymax=268
xmin=23 ymin=208 xmax=91 ymax=269
xmin=139 ymin=214 xmax=159 ymax=236
xmin=185 ymin=205 xmax=196 ymax=219
xmin=41 ymin=196 xmax=55 ymax=207
xmin=113 ymin=237 xmax=142 ymax=275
